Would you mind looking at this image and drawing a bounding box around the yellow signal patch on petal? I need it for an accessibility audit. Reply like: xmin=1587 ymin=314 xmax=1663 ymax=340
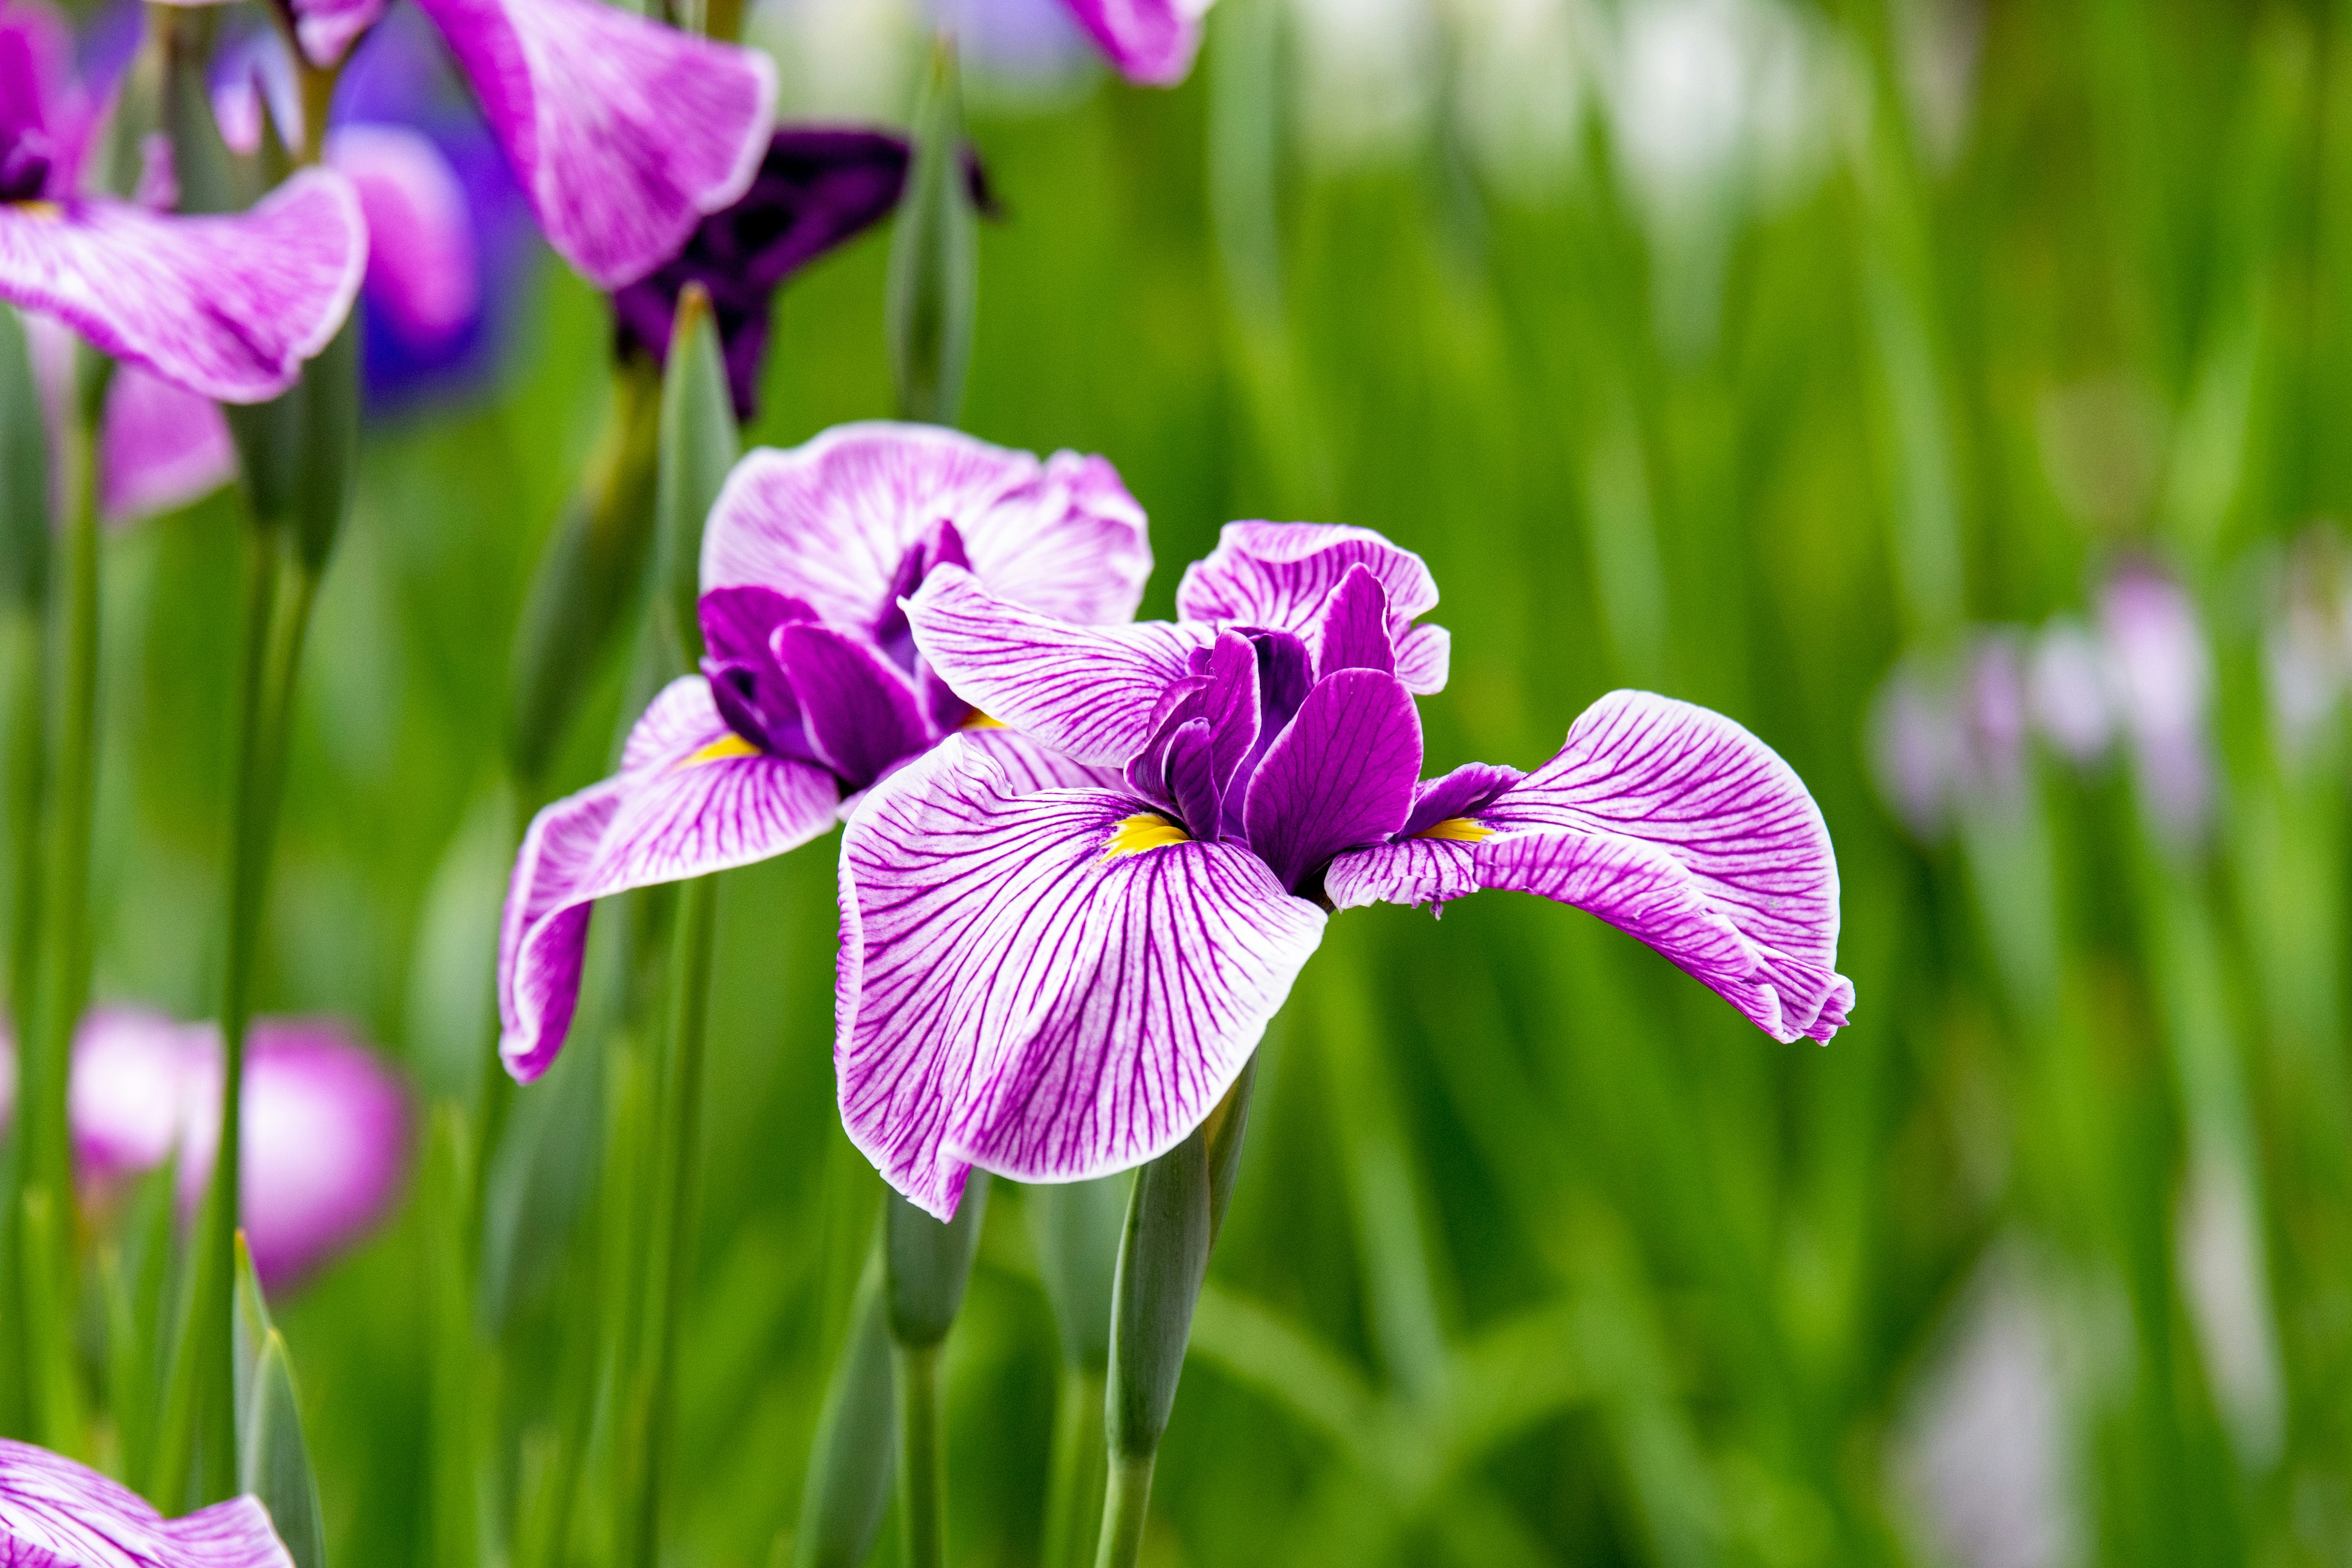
xmin=961 ymin=712 xmax=1007 ymax=729
xmin=10 ymin=202 xmax=62 ymax=222
xmin=677 ymin=733 xmax=761 ymax=769
xmin=1417 ymin=816 xmax=1490 ymax=843
xmin=1102 ymin=813 xmax=1189 ymax=861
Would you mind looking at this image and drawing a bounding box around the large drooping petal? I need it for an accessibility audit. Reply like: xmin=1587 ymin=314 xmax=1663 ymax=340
xmin=0 ymin=170 xmax=365 ymax=402
xmin=97 ymin=366 xmax=235 ymax=524
xmin=500 ymin=677 xmax=837 ymax=1082
xmin=1241 ymin=668 xmax=1422 ymax=892
xmin=412 ymin=0 xmax=776 ymax=288
xmin=700 ymin=422 xmax=1152 ymax=631
xmin=837 ymin=736 xmax=1325 ymax=1218
xmin=1060 ymin=0 xmax=1210 ymax=86
xmin=1175 ymin=521 xmax=1450 ymax=693
xmin=907 ymin=566 xmax=1215 ymax=765
xmin=168 ymin=1018 xmax=412 ymax=1289
xmin=328 ymin=122 xmax=480 ymax=349
xmin=0 ymin=1438 xmax=295 ymax=1568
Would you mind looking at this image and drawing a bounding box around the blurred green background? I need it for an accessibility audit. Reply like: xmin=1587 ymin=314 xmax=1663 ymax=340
xmin=47 ymin=0 xmax=2352 ymax=1561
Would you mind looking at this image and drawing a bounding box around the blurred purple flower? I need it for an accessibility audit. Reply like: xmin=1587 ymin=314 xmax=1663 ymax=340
xmin=4 ymin=1006 xmax=412 ymax=1290
xmin=1055 ymin=0 xmax=1212 ymax=84
xmin=2263 ymin=527 xmax=2352 ymax=766
xmin=159 ymin=0 xmax=778 ymax=290
xmin=0 ymin=1436 xmax=295 ymax=1568
xmin=611 ymin=129 xmax=915 ymax=421
xmin=497 ymin=422 xmax=1153 ymax=1083
xmin=2098 ymin=562 xmax=2214 ymax=844
xmin=1867 ymin=633 xmax=2031 ymax=843
xmin=843 ymin=522 xmax=1852 ymax=1218
xmin=2026 ymin=618 xmax=2115 ymax=769
xmin=0 ymin=1 xmax=364 ymax=404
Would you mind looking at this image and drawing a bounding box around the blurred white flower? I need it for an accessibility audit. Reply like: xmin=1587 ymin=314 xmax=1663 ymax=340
xmin=1898 ymin=0 xmax=1981 ymax=170
xmin=1870 ymin=654 xmax=1961 ymax=841
xmin=2263 ymin=526 xmax=2352 ymax=767
xmin=2179 ymin=1153 xmax=2285 ymax=1470
xmin=1289 ymin=0 xmax=1442 ymax=167
xmin=1868 ymin=631 xmax=2031 ymax=843
xmin=2027 ymin=619 xmax=2116 ymax=768
xmin=934 ymin=0 xmax=1100 ymax=97
xmin=1893 ymin=1247 xmax=2084 ymax=1568
xmin=2099 ymin=564 xmax=2215 ymax=845
xmin=1443 ymin=0 xmax=1589 ymax=199
xmin=750 ymin=0 xmax=922 ymax=121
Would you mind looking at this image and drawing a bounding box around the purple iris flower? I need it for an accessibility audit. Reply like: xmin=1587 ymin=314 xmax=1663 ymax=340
xmin=0 ymin=1008 xmax=412 ymax=1289
xmin=1052 ymin=0 xmax=1213 ymax=85
xmin=0 ymin=1 xmax=364 ymax=406
xmin=611 ymin=129 xmax=921 ymax=421
xmin=497 ymin=421 xmax=1153 ymax=1083
xmin=835 ymin=522 xmax=1853 ymax=1219
xmin=157 ymin=0 xmax=778 ymax=291
xmin=0 ymin=1437 xmax=294 ymax=1567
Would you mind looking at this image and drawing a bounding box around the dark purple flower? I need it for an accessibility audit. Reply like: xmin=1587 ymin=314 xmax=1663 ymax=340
xmin=611 ymin=129 xmax=913 ymax=421
xmin=837 ymin=522 xmax=1853 ymax=1218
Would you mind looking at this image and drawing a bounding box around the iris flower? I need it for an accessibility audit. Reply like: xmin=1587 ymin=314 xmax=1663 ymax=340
xmin=498 ymin=421 xmax=1152 ymax=1082
xmin=837 ymin=522 xmax=1854 ymax=1217
xmin=1058 ymin=0 xmax=1215 ymax=85
xmin=0 ymin=1 xmax=364 ymax=403
xmin=159 ymin=0 xmax=778 ymax=290
xmin=0 ymin=1438 xmax=293 ymax=1568
xmin=0 ymin=1008 xmax=412 ymax=1289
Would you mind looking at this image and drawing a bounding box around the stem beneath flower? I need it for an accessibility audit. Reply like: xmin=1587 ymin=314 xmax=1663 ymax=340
xmin=1091 ymin=1452 xmax=1156 ymax=1568
xmin=1042 ymin=1367 xmax=1110 ymax=1568
xmin=0 ymin=596 xmax=45 ymax=1437
xmin=894 ymin=1340 xmax=946 ymax=1568
xmin=635 ymin=871 xmax=717 ymax=1564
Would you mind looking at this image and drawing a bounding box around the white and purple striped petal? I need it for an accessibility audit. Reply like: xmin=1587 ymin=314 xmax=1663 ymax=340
xmin=1329 ymin=691 xmax=1852 ymax=1043
xmin=328 ymin=122 xmax=480 ymax=350
xmin=837 ymin=735 xmax=1324 ymax=1219
xmin=699 ymin=422 xmax=1152 ymax=633
xmin=500 ymin=676 xmax=838 ymax=1081
xmin=412 ymin=0 xmax=775 ymax=288
xmin=906 ymin=566 xmax=1215 ymax=766
xmin=1059 ymin=0 xmax=1211 ymax=86
xmin=0 ymin=170 xmax=365 ymax=402
xmin=0 ymin=1438 xmax=294 ymax=1568
xmin=1175 ymin=521 xmax=1450 ymax=694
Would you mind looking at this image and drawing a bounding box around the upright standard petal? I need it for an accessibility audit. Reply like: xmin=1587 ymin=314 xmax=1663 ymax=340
xmin=328 ymin=122 xmax=480 ymax=349
xmin=1060 ymin=0 xmax=1210 ymax=86
xmin=500 ymin=677 xmax=837 ymax=1080
xmin=838 ymin=736 xmax=1325 ymax=1219
xmin=700 ymin=423 xmax=1151 ymax=631
xmin=907 ymin=566 xmax=1214 ymax=766
xmin=0 ymin=1438 xmax=294 ymax=1568
xmin=1176 ymin=521 xmax=1450 ymax=693
xmin=413 ymin=0 xmax=775 ymax=288
xmin=0 ymin=169 xmax=365 ymax=402
xmin=97 ymin=366 xmax=235 ymax=524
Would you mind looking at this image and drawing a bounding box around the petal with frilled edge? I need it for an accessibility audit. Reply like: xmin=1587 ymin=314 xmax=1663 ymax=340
xmin=328 ymin=123 xmax=478 ymax=347
xmin=837 ymin=736 xmax=1324 ymax=1219
xmin=699 ymin=422 xmax=1151 ymax=630
xmin=96 ymin=367 xmax=233 ymax=524
xmin=0 ymin=1437 xmax=295 ymax=1568
xmin=1060 ymin=0 xmax=1208 ymax=86
xmin=1241 ymin=668 xmax=1422 ymax=893
xmin=1175 ymin=521 xmax=1450 ymax=694
xmin=412 ymin=0 xmax=775 ymax=288
xmin=0 ymin=171 xmax=364 ymax=402
xmin=499 ymin=677 xmax=837 ymax=1082
xmin=906 ymin=567 xmax=1213 ymax=766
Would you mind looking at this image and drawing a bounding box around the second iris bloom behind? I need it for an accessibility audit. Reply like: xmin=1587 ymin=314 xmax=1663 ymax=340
xmin=499 ymin=421 xmax=1853 ymax=1221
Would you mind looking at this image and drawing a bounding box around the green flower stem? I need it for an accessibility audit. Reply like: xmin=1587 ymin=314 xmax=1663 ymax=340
xmin=893 ymin=1341 xmax=946 ymax=1568
xmin=0 ymin=598 xmax=44 ymax=1437
xmin=634 ymin=871 xmax=717 ymax=1564
xmin=1091 ymin=1453 xmax=1155 ymax=1568
xmin=1042 ymin=1368 xmax=1110 ymax=1568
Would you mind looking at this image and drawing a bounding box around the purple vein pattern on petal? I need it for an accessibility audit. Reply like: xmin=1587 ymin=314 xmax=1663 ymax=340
xmin=1059 ymin=0 xmax=1208 ymax=85
xmin=328 ymin=123 xmax=479 ymax=348
xmin=1490 ymin=690 xmax=1852 ymax=1042
xmin=907 ymin=567 xmax=1214 ymax=766
xmin=1322 ymin=763 xmax=1523 ymax=912
xmin=956 ymin=726 xmax=1126 ymax=794
xmin=96 ymin=366 xmax=233 ymax=524
xmin=0 ymin=169 xmax=365 ymax=402
xmin=699 ymin=422 xmax=1151 ymax=630
xmin=1175 ymin=521 xmax=1450 ymax=694
xmin=1242 ymin=668 xmax=1423 ymax=892
xmin=499 ymin=676 xmax=837 ymax=1082
xmin=837 ymin=737 xmax=1324 ymax=1219
xmin=412 ymin=0 xmax=775 ymax=288
xmin=0 ymin=1436 xmax=295 ymax=1568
